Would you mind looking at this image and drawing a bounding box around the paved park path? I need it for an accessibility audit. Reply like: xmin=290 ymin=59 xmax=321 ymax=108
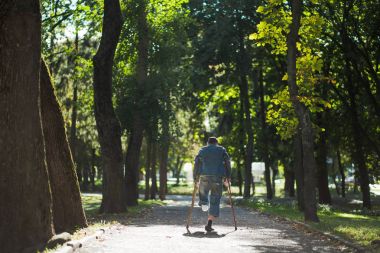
xmin=79 ymin=195 xmax=354 ymax=253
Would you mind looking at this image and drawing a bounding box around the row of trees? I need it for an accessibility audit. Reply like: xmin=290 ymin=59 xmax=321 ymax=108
xmin=2 ymin=0 xmax=379 ymax=250
xmin=39 ymin=0 xmax=380 ymax=222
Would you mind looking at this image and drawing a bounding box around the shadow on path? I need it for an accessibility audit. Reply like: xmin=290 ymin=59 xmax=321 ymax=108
xmin=183 ymin=231 xmax=226 ymax=238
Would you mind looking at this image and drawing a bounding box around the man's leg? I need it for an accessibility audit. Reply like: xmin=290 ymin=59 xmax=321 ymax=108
xmin=205 ymin=177 xmax=223 ymax=231
xmin=198 ymin=176 xmax=210 ymax=208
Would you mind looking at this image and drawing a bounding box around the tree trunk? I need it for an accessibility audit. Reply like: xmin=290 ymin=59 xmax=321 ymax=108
xmin=337 ymin=149 xmax=345 ymax=198
xmin=83 ymin=163 xmax=90 ymax=192
xmin=150 ymin=142 xmax=158 ymax=199
xmin=258 ymin=64 xmax=273 ymax=199
xmin=316 ymin=115 xmax=332 ymax=204
xmin=92 ymin=0 xmax=126 ymax=213
xmin=348 ymin=94 xmax=371 ymax=209
xmin=0 ymin=2 xmax=54 ymax=251
xmin=144 ymin=138 xmax=152 ymax=200
xmin=237 ymin=161 xmax=243 ymax=196
xmin=125 ymin=0 xmax=149 ymax=206
xmin=238 ymin=69 xmax=254 ymax=199
xmin=341 ymin=27 xmax=372 ymax=209
xmin=159 ymin=118 xmax=170 ymax=201
xmin=40 ymin=59 xmax=87 ymax=233
xmin=125 ymin=123 xmax=144 ymax=206
xmin=287 ymin=0 xmax=319 ymax=222
xmin=90 ymin=149 xmax=96 ymax=191
xmin=271 ymin=163 xmax=278 ymax=197
xmin=284 ymin=166 xmax=296 ymax=197
xmin=294 ymin=130 xmax=305 ymax=211
xmin=332 ymin=174 xmax=341 ymax=196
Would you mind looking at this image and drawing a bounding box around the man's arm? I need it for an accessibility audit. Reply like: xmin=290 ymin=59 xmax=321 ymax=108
xmin=193 ymin=150 xmax=202 ymax=181
xmin=223 ymin=148 xmax=231 ymax=178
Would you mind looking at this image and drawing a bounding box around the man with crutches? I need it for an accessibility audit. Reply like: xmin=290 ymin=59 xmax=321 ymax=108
xmin=192 ymin=137 xmax=232 ymax=232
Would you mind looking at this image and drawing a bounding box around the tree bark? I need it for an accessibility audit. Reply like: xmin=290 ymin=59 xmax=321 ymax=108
xmin=294 ymin=131 xmax=305 ymax=210
xmin=150 ymin=142 xmax=158 ymax=199
xmin=238 ymin=68 xmax=254 ymax=198
xmin=284 ymin=166 xmax=295 ymax=197
xmin=144 ymin=138 xmax=152 ymax=200
xmin=93 ymin=0 xmax=126 ymax=213
xmin=271 ymin=163 xmax=278 ymax=197
xmin=40 ymin=59 xmax=87 ymax=233
xmin=125 ymin=0 xmax=149 ymax=206
xmin=91 ymin=149 xmax=96 ymax=191
xmin=316 ymin=115 xmax=332 ymax=204
xmin=341 ymin=24 xmax=372 ymax=209
xmin=0 ymin=1 xmax=54 ymax=251
xmin=159 ymin=117 xmax=170 ymax=201
xmin=258 ymin=64 xmax=273 ymax=199
xmin=337 ymin=149 xmax=346 ymax=198
xmin=125 ymin=124 xmax=144 ymax=206
xmin=287 ymin=0 xmax=319 ymax=222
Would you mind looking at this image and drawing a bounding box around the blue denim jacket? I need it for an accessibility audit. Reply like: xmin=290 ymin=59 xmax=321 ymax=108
xmin=194 ymin=144 xmax=231 ymax=179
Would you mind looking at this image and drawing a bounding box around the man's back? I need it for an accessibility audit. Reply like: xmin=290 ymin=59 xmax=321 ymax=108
xmin=195 ymin=144 xmax=230 ymax=177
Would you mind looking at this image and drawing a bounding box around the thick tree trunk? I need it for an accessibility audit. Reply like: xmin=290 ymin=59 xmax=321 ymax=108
xmin=287 ymin=0 xmax=319 ymax=222
xmin=258 ymin=65 xmax=273 ymax=199
xmin=40 ymin=60 xmax=87 ymax=233
xmin=0 ymin=2 xmax=54 ymax=251
xmin=93 ymin=0 xmax=126 ymax=213
xmin=150 ymin=142 xmax=158 ymax=199
xmin=144 ymin=138 xmax=152 ymax=200
xmin=316 ymin=116 xmax=332 ymax=204
xmin=337 ymin=150 xmax=346 ymax=198
xmin=125 ymin=0 xmax=148 ymax=206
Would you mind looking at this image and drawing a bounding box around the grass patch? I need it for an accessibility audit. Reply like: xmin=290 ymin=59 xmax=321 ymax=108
xmin=237 ymin=198 xmax=380 ymax=248
xmin=81 ymin=194 xmax=165 ymax=220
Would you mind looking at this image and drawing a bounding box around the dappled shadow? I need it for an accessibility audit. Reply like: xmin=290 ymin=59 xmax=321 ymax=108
xmin=183 ymin=230 xmax=226 ymax=238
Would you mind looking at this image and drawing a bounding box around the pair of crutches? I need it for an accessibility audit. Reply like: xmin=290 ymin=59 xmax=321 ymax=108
xmin=186 ymin=178 xmax=237 ymax=231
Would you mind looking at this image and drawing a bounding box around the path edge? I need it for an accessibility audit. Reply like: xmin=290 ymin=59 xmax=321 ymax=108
xmin=53 ymin=228 xmax=106 ymax=253
xmin=243 ymin=206 xmax=369 ymax=253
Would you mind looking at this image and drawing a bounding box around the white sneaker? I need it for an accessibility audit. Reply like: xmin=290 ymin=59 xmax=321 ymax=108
xmin=201 ymin=205 xmax=209 ymax=212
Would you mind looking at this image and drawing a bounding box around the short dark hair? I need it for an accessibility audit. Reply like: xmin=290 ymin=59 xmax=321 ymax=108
xmin=208 ymin=137 xmax=218 ymax=145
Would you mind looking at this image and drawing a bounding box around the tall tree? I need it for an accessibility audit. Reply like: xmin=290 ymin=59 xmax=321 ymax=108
xmin=125 ymin=0 xmax=149 ymax=206
xmin=287 ymin=0 xmax=319 ymax=222
xmin=40 ymin=59 xmax=87 ymax=233
xmin=0 ymin=1 xmax=54 ymax=251
xmin=92 ymin=0 xmax=126 ymax=213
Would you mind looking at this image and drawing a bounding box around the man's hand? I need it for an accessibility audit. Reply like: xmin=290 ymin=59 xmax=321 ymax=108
xmin=194 ymin=178 xmax=200 ymax=188
xmin=224 ymin=178 xmax=231 ymax=187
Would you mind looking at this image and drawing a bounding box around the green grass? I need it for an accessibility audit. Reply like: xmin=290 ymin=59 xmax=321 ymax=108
xmin=237 ymin=198 xmax=380 ymax=248
xmin=79 ymin=194 xmax=165 ymax=236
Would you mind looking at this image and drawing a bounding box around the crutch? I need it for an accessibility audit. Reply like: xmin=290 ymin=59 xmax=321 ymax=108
xmin=226 ymin=179 xmax=237 ymax=230
xmin=186 ymin=178 xmax=199 ymax=232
